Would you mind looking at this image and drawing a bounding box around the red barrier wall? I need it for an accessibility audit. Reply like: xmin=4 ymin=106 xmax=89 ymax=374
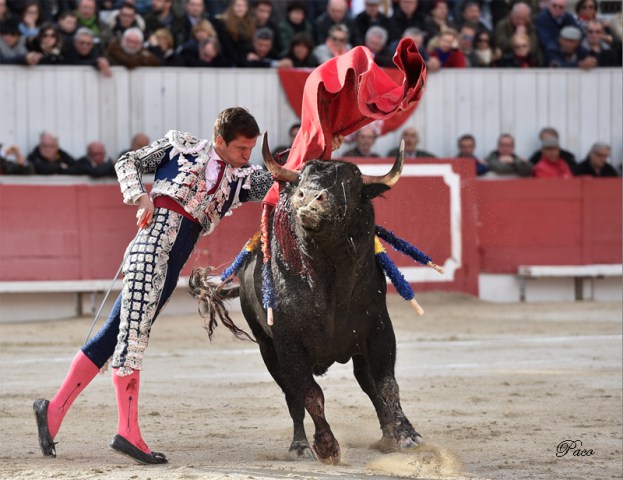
xmin=1 ymin=171 xmax=621 ymax=296
xmin=476 ymin=177 xmax=622 ymax=273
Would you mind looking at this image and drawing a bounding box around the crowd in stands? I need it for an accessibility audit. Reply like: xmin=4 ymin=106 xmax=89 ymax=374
xmin=3 ymin=124 xmax=618 ymax=178
xmin=1 ymin=0 xmax=621 ymax=70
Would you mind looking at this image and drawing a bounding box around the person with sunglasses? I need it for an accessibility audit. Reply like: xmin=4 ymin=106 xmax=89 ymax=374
xmin=582 ymin=18 xmax=621 ymax=67
xmin=312 ymin=22 xmax=351 ymax=64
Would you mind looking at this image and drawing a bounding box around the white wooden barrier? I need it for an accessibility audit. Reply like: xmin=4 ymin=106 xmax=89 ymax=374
xmin=1 ymin=66 xmax=621 ymax=169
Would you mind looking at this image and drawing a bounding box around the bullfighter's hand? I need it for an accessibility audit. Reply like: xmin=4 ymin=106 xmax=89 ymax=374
xmin=331 ymin=135 xmax=344 ymax=151
xmin=136 ymin=194 xmax=154 ymax=229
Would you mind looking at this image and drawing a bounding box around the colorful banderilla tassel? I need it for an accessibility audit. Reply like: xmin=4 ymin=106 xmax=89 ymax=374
xmin=374 ymin=237 xmax=424 ymax=316
xmin=375 ymin=225 xmax=444 ymax=274
xmin=220 ymin=231 xmax=262 ymax=283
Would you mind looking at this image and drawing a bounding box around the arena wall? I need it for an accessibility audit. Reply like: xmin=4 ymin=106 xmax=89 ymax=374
xmin=0 ymin=165 xmax=620 ymax=322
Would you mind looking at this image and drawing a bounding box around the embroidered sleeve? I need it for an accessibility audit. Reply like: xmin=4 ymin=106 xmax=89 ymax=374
xmin=115 ymin=137 xmax=170 ymax=204
xmin=238 ymin=167 xmax=275 ymax=202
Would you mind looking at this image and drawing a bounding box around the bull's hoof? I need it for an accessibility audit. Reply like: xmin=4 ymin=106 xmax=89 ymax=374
xmin=288 ymin=440 xmax=315 ymax=459
xmin=399 ymin=433 xmax=424 ymax=449
xmin=312 ymin=440 xmax=341 ymax=465
xmin=313 ymin=445 xmax=341 ymax=465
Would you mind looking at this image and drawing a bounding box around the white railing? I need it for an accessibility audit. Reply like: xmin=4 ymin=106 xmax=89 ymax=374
xmin=1 ymin=65 xmax=621 ymax=168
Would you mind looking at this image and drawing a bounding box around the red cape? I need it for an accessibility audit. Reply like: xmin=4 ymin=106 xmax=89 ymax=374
xmin=263 ymin=38 xmax=427 ymax=207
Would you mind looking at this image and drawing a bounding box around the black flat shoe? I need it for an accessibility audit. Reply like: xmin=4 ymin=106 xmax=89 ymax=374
xmin=33 ymin=399 xmax=56 ymax=457
xmin=110 ymin=434 xmax=168 ymax=465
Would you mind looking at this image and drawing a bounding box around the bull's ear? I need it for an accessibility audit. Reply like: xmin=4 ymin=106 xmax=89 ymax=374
xmin=362 ymin=184 xmax=390 ymax=200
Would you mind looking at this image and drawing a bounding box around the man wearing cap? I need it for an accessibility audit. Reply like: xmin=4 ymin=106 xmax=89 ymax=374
xmin=535 ymin=0 xmax=579 ymax=64
xmin=533 ymin=137 xmax=574 ymax=178
xmin=549 ymin=24 xmax=596 ymax=68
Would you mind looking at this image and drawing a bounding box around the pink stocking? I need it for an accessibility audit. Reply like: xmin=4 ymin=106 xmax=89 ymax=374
xmin=47 ymin=350 xmax=100 ymax=439
xmin=112 ymin=368 xmax=151 ymax=454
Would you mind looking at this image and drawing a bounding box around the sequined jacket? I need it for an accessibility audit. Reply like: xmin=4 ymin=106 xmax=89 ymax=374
xmin=115 ymin=130 xmax=273 ymax=235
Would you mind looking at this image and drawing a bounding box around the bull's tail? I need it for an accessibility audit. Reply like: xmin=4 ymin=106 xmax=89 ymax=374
xmin=188 ymin=267 xmax=255 ymax=342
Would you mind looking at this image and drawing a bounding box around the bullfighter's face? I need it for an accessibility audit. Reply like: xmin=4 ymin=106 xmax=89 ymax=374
xmin=215 ymin=134 xmax=258 ymax=168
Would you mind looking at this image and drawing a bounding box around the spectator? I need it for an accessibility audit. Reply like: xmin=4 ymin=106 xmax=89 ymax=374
xmin=63 ymin=26 xmax=112 ymax=75
xmin=573 ymin=0 xmax=598 ymax=34
xmin=355 ymin=0 xmax=394 ymax=45
xmin=177 ymin=18 xmax=223 ymax=63
xmin=214 ymin=0 xmax=256 ymax=67
xmin=281 ymin=31 xmax=318 ymax=67
xmin=0 ymin=0 xmax=12 ymax=23
xmin=456 ymin=133 xmax=488 ymax=175
xmin=251 ymin=0 xmax=282 ymax=59
xmin=343 ymin=125 xmax=380 ymax=157
xmin=27 ymin=22 xmax=65 ymax=64
xmin=534 ymin=0 xmax=578 ymax=65
xmin=575 ymin=142 xmax=619 ymax=177
xmin=118 ymin=132 xmax=149 ymax=157
xmin=494 ymin=2 xmax=540 ymax=64
xmin=472 ymin=29 xmax=500 ymax=66
xmin=457 ymin=1 xmax=489 ymax=34
xmin=243 ymin=26 xmax=290 ymax=66
xmin=528 ymin=127 xmax=576 ymax=170
xmin=279 ymin=1 xmax=315 ymax=58
xmin=182 ymin=35 xmax=229 ymax=66
xmin=583 ymin=19 xmax=621 ymax=67
xmin=387 ymin=127 xmax=436 ymax=158
xmin=143 ymin=0 xmax=180 ymax=41
xmin=18 ymin=0 xmax=40 ymax=39
xmin=549 ymin=25 xmax=596 ymax=69
xmin=428 ymin=29 xmax=467 ymax=69
xmin=56 ymin=10 xmax=78 ymax=46
xmin=532 ymin=137 xmax=573 ymax=178
xmin=390 ymin=0 xmax=426 ymax=44
xmin=423 ymin=0 xmax=457 ymax=44
xmin=364 ymin=25 xmax=393 ymax=67
xmin=175 ymin=0 xmax=208 ymax=47
xmin=0 ymin=16 xmax=41 ymax=63
xmin=456 ymin=23 xmax=478 ymax=65
xmin=312 ymin=22 xmax=351 ymax=63
xmin=485 ymin=133 xmax=532 ymax=177
xmin=389 ymin=25 xmax=429 ymax=61
xmin=106 ymin=26 xmax=161 ymax=68
xmin=75 ymin=0 xmax=112 ymax=47
xmin=147 ymin=27 xmax=185 ymax=65
xmin=494 ymin=31 xmax=540 ymax=67
xmin=74 ymin=141 xmax=116 ymax=177
xmin=271 ymin=122 xmax=300 ymax=162
xmin=29 ymin=131 xmax=79 ymax=175
xmin=108 ymin=2 xmax=145 ymax=40
xmin=610 ymin=11 xmax=622 ymax=44
xmin=0 ymin=143 xmax=34 ymax=174
xmin=314 ymin=0 xmax=359 ymax=46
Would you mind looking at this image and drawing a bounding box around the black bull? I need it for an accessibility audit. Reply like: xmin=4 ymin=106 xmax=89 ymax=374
xmin=190 ymin=135 xmax=422 ymax=464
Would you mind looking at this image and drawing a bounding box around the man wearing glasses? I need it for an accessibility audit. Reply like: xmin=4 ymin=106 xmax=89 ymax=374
xmin=534 ymin=0 xmax=579 ymax=64
xmin=312 ymin=23 xmax=351 ymax=64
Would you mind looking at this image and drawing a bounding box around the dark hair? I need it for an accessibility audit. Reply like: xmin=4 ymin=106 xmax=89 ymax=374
xmin=286 ymin=1 xmax=307 ymax=14
xmin=289 ymin=31 xmax=313 ymax=50
xmin=0 ymin=18 xmax=20 ymax=35
xmin=575 ymin=0 xmax=597 ymax=15
xmin=458 ymin=133 xmax=475 ymax=145
xmin=214 ymin=107 xmax=260 ymax=143
xmin=120 ymin=1 xmax=137 ymax=12
xmin=254 ymin=26 xmax=273 ymax=40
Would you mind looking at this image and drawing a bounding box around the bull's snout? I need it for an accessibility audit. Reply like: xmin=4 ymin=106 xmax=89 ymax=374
xmin=292 ymin=187 xmax=328 ymax=229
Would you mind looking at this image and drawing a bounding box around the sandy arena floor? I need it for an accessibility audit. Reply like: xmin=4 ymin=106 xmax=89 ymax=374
xmin=0 ymin=292 xmax=621 ymax=480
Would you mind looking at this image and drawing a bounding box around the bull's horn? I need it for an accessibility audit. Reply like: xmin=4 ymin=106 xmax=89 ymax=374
xmin=362 ymin=139 xmax=404 ymax=187
xmin=262 ymin=131 xmax=299 ymax=183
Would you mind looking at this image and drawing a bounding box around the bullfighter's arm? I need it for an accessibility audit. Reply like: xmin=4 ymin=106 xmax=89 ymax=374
xmin=238 ymin=167 xmax=275 ymax=203
xmin=115 ymin=137 xmax=171 ymax=205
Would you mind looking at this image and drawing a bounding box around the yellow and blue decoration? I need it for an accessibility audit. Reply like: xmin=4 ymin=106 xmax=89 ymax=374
xmin=220 ymin=226 xmax=443 ymax=319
